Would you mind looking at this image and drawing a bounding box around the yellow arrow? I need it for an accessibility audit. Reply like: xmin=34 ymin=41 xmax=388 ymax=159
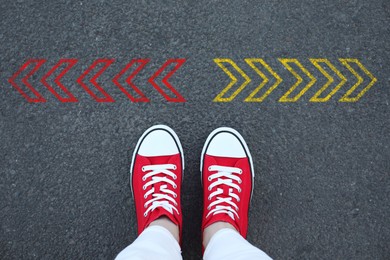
xmin=339 ymin=59 xmax=377 ymax=102
xmin=310 ymin=58 xmax=347 ymax=102
xmin=213 ymin=58 xmax=251 ymax=102
xmin=244 ymin=58 xmax=282 ymax=102
xmin=279 ymin=59 xmax=317 ymax=102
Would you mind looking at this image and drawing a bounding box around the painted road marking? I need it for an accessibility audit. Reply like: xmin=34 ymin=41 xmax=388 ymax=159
xmin=339 ymin=58 xmax=377 ymax=102
xmin=278 ymin=58 xmax=317 ymax=102
xmin=213 ymin=58 xmax=377 ymax=102
xmin=7 ymin=58 xmax=377 ymax=103
xmin=213 ymin=58 xmax=251 ymax=102
xmin=8 ymin=59 xmax=186 ymax=103
xmin=244 ymin=58 xmax=283 ymax=102
xmin=309 ymin=59 xmax=347 ymax=102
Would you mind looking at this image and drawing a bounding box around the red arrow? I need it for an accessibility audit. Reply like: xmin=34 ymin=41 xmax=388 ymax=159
xmin=8 ymin=59 xmax=46 ymax=102
xmin=77 ymin=59 xmax=115 ymax=102
xmin=148 ymin=59 xmax=186 ymax=102
xmin=41 ymin=59 xmax=78 ymax=102
xmin=112 ymin=59 xmax=150 ymax=102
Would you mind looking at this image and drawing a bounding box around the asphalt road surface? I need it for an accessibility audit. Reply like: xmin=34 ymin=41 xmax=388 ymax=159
xmin=1 ymin=0 xmax=389 ymax=259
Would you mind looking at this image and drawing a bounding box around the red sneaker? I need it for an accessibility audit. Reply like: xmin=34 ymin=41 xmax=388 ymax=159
xmin=130 ymin=125 xmax=184 ymax=239
xmin=201 ymin=127 xmax=254 ymax=238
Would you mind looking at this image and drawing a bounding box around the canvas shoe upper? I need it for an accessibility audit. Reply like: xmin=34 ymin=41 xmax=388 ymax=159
xmin=201 ymin=127 xmax=254 ymax=238
xmin=130 ymin=125 xmax=184 ymax=240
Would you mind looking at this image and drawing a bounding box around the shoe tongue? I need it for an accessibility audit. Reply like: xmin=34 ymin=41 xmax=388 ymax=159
xmin=146 ymin=155 xmax=175 ymax=164
xmin=222 ymin=185 xmax=231 ymax=197
xmin=205 ymin=155 xmax=246 ymax=167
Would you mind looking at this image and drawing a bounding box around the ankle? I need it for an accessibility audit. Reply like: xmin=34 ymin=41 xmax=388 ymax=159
xmin=149 ymin=216 xmax=180 ymax=243
xmin=203 ymin=221 xmax=238 ymax=248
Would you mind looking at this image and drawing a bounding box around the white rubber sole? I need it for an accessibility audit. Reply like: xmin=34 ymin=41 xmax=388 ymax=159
xmin=130 ymin=124 xmax=185 ymax=197
xmin=200 ymin=127 xmax=255 ymax=199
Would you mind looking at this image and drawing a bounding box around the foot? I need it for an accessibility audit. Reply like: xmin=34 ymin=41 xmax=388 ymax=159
xmin=201 ymin=127 xmax=254 ymax=239
xmin=130 ymin=125 xmax=184 ymax=241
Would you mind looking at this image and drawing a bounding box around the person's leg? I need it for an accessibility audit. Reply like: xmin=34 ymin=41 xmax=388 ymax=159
xmin=116 ymin=225 xmax=181 ymax=260
xmin=116 ymin=125 xmax=184 ymax=260
xmin=203 ymin=226 xmax=271 ymax=260
xmin=200 ymin=127 xmax=272 ymax=260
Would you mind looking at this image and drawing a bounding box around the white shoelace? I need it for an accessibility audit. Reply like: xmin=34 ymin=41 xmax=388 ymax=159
xmin=142 ymin=164 xmax=179 ymax=217
xmin=206 ymin=165 xmax=242 ymax=220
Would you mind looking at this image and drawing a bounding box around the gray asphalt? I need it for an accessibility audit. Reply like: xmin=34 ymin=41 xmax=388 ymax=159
xmin=1 ymin=0 xmax=389 ymax=259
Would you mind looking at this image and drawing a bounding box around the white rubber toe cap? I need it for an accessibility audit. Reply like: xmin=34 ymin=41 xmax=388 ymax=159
xmin=204 ymin=129 xmax=247 ymax=158
xmin=138 ymin=127 xmax=180 ymax=157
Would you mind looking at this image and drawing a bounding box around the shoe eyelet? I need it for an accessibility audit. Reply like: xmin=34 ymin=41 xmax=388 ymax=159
xmin=208 ymin=187 xmax=211 ymax=191
xmin=238 ymin=188 xmax=242 ymax=193
xmin=173 ymin=165 xmax=177 ymax=170
xmin=208 ymin=176 xmax=212 ymax=181
xmin=143 ymin=212 xmax=147 ymax=217
xmin=144 ymin=195 xmax=147 ymax=199
xmin=144 ymin=204 xmax=147 ymax=208
xmin=174 ymin=194 xmax=177 ymax=198
xmin=238 ymin=180 xmax=242 ymax=184
xmin=173 ymin=175 xmax=177 ymax=180
xmin=142 ymin=167 xmax=146 ymax=172
xmin=143 ymin=185 xmax=146 ymax=190
xmin=207 ymin=206 xmax=211 ymax=210
xmin=208 ymin=166 xmax=212 ymax=171
xmin=173 ymin=184 xmax=177 ymax=189
xmin=239 ymin=170 xmax=242 ymax=174
xmin=208 ymin=196 xmax=211 ymax=201
xmin=142 ymin=176 xmax=146 ymax=181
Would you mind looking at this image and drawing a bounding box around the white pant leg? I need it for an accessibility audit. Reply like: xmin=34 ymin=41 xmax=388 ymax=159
xmin=204 ymin=228 xmax=272 ymax=260
xmin=115 ymin=226 xmax=182 ymax=260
